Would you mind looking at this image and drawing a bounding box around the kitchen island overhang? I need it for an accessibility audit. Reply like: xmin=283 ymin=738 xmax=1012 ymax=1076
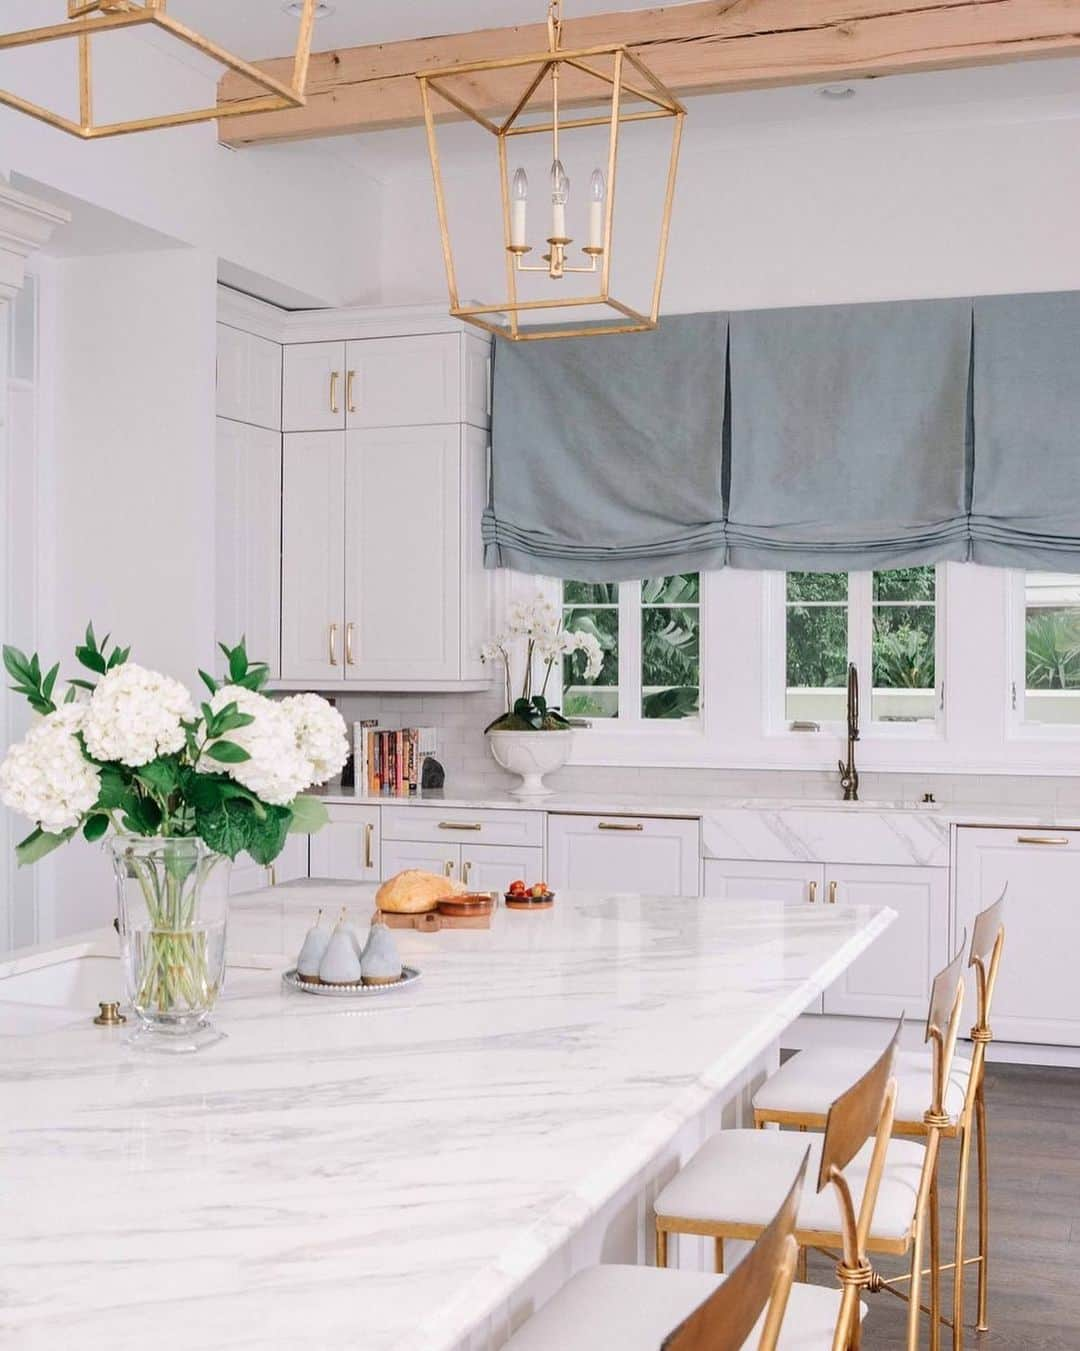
xmin=0 ymin=887 xmax=895 ymax=1351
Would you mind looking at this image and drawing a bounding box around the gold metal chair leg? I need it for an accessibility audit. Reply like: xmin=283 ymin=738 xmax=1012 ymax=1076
xmin=906 ymin=1206 xmax=928 ymax=1351
xmin=975 ymin=1086 xmax=990 ymax=1332
xmin=715 ymin=1237 xmax=725 ymax=1274
xmin=953 ymin=1121 xmax=973 ymax=1351
xmin=834 ymin=1281 xmax=862 ymax=1351
xmin=656 ymin=1223 xmax=668 ymax=1269
xmin=930 ymin=1172 xmax=942 ymax=1351
xmin=795 ymin=1243 xmax=805 ymax=1283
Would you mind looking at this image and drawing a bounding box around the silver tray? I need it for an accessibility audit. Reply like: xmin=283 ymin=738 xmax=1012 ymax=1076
xmin=282 ymin=965 xmax=422 ymax=998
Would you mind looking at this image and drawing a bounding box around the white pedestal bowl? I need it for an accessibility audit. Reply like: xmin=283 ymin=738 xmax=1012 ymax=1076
xmin=486 ymin=729 xmax=573 ymax=798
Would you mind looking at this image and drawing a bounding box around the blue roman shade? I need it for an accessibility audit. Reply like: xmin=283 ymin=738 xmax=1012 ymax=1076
xmin=970 ymin=292 xmax=1080 ymax=569
xmin=483 ymin=312 xmax=728 ymax=581
xmin=725 ymin=299 xmax=973 ymax=571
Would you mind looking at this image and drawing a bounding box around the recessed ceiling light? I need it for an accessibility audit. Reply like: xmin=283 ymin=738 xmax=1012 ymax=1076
xmin=282 ymin=1 xmax=335 ymax=16
xmin=819 ymin=85 xmax=856 ymax=100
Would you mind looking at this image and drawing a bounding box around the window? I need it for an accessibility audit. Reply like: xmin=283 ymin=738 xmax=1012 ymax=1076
xmin=562 ymin=574 xmax=701 ymax=722
xmin=1020 ymin=572 xmax=1080 ymax=726
xmin=782 ymin=566 xmax=939 ymax=729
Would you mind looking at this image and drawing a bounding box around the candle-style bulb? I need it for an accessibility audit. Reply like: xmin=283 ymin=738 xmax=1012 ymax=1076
xmin=589 ymin=168 xmax=606 ymax=203
xmin=510 ymin=166 xmax=528 ymax=248
xmin=587 ymin=168 xmax=606 ymax=250
xmin=550 ymin=158 xmax=569 ymax=239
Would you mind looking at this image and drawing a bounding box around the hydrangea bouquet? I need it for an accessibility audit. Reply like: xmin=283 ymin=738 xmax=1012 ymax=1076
xmin=481 ymin=594 xmax=603 ymax=732
xmin=0 ymin=627 xmax=347 ymax=1036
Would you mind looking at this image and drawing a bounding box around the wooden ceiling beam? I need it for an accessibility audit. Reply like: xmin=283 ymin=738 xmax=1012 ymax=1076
xmin=218 ymin=0 xmax=1080 ymax=146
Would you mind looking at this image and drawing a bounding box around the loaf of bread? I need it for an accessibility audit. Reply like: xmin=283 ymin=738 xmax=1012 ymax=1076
xmin=375 ymin=869 xmax=468 ymax=914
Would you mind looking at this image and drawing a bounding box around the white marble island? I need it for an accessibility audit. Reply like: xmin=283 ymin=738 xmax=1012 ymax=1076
xmin=0 ymin=889 xmax=894 ymax=1351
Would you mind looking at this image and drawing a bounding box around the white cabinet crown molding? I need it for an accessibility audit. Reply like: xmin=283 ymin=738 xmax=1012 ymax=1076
xmin=281 ymin=302 xmax=490 ymax=345
xmin=0 ymin=184 xmax=69 ymax=302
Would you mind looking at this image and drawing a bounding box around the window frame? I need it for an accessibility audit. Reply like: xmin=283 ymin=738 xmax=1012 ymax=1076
xmin=765 ymin=566 xmax=946 ymax=743
xmin=1007 ymin=569 xmax=1080 ymax=742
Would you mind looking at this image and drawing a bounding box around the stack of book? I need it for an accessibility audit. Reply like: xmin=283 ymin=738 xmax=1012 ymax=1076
xmin=353 ymin=722 xmax=437 ymax=797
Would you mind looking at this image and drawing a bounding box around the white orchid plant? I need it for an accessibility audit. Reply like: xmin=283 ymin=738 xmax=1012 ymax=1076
xmin=481 ymin=594 xmax=604 ymax=732
xmin=0 ymin=627 xmax=347 ymax=867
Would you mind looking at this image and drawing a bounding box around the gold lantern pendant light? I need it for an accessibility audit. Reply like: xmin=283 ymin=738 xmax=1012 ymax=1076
xmin=0 ymin=0 xmax=318 ymax=140
xmin=417 ymin=0 xmax=686 ymax=341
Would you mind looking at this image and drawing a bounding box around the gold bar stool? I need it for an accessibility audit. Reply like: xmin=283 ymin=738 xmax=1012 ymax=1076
xmin=751 ymin=893 xmax=1005 ymax=1349
xmin=655 ymin=952 xmax=966 ymax=1351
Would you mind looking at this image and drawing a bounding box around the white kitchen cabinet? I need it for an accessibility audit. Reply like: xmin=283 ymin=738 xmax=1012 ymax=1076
xmin=282 ymin=342 xmax=346 ymax=432
xmin=216 ymin=323 xmax=281 ymax=430
xmin=308 ymin=805 xmax=381 ymax=882
xmin=229 ymin=833 xmax=309 ymax=896
xmin=380 ymin=806 xmax=543 ymax=848
xmin=344 ymin=425 xmax=461 ymax=681
xmin=281 ymin=432 xmax=346 ymax=683
xmin=458 ymin=844 xmax=544 ymax=893
xmin=547 ymin=815 xmax=700 ymax=897
xmin=215 ymin=418 xmax=281 ymax=677
xmin=820 ymin=864 xmax=948 ymax=1019
xmin=380 ymin=839 xmax=459 ymax=883
xmin=955 ymin=826 xmax=1080 ymax=1046
xmin=703 ymin=859 xmax=822 ymax=906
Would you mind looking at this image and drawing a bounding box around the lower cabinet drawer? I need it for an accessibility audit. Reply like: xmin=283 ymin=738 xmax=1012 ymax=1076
xmin=381 ymin=805 xmax=544 ymax=848
xmin=547 ymin=814 xmax=701 ymax=897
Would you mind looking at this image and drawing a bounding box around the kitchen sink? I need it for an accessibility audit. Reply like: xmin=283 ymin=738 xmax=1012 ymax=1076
xmin=0 ymin=951 xmax=124 ymax=1010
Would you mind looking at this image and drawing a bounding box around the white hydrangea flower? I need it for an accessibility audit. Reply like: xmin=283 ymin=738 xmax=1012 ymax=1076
xmin=280 ymin=693 xmax=348 ymax=785
xmin=204 ymin=685 xmax=310 ymax=807
xmin=0 ymin=704 xmax=100 ymax=835
xmin=82 ymin=663 xmax=195 ymax=768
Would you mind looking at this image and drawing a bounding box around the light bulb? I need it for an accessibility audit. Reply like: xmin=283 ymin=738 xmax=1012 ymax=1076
xmin=588 ymin=168 xmax=606 ymax=249
xmin=550 ymin=158 xmax=569 ymax=239
xmin=510 ymin=167 xmax=528 ymax=248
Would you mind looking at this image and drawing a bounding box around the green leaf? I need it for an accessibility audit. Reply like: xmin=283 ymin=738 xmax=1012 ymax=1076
xmin=228 ymin=640 xmax=248 ymax=684
xmin=121 ymin=793 xmax=162 ymax=836
xmin=198 ymin=669 xmax=219 ymax=696
xmin=41 ymin=663 xmax=59 ymax=701
xmin=206 ymin=740 xmax=251 ymax=764
xmin=95 ymin=765 xmax=130 ymax=811
xmin=195 ymin=799 xmax=254 ymax=860
xmin=82 ymin=814 xmax=109 ymax=843
xmin=2 ymin=644 xmax=32 ymax=685
xmin=75 ymin=645 xmax=107 ymax=676
xmin=67 ymin=678 xmax=97 ymax=692
xmin=246 ymin=804 xmax=291 ymax=865
xmin=287 ymin=794 xmax=329 ymax=835
xmin=135 ymin=758 xmax=180 ymax=798
xmin=16 ymin=826 xmax=75 ymax=867
xmin=213 ymin=710 xmax=255 ymax=735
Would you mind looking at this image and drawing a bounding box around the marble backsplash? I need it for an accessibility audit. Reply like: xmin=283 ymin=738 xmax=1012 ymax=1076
xmin=331 ymin=688 xmax=1080 ymax=807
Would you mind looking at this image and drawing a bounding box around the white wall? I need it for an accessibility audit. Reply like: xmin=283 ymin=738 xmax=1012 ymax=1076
xmin=36 ymin=247 xmax=218 ymax=937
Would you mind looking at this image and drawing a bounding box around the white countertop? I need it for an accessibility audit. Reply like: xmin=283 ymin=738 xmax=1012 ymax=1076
xmin=0 ymin=887 xmax=894 ymax=1351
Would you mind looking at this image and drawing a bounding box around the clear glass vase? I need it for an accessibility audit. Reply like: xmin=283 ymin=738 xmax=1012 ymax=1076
xmin=110 ymin=835 xmax=230 ymax=1052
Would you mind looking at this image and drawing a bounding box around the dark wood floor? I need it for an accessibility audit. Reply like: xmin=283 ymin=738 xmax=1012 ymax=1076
xmin=804 ymin=1063 xmax=1080 ymax=1350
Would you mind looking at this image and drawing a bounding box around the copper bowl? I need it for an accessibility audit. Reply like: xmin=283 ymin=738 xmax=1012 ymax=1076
xmin=504 ymin=890 xmax=555 ymax=910
xmin=436 ymin=892 xmax=496 ymax=918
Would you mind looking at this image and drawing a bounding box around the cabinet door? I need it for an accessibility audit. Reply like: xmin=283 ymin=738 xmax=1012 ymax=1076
xmin=308 ymin=806 xmax=381 ymax=882
xmin=281 ymin=433 xmax=345 ymax=682
xmin=217 ymin=324 xmax=281 ymax=430
xmin=283 ymin=342 xmax=346 ymax=432
xmin=547 ymin=816 xmax=700 ymax=897
xmin=346 ymin=334 xmax=460 ymax=429
xmin=461 ymin=844 xmax=545 ymax=894
xmin=821 ymin=864 xmax=948 ymax=1019
xmin=955 ymin=827 xmax=1080 ymax=1046
xmin=229 ymin=834 xmax=308 ymax=895
xmin=344 ymin=425 xmax=461 ymax=681
xmin=381 ymin=840 xmax=460 ymax=885
xmin=703 ymin=859 xmax=823 ymax=906
xmin=459 ymin=423 xmax=491 ymax=682
xmin=215 ymin=419 xmax=282 ymax=678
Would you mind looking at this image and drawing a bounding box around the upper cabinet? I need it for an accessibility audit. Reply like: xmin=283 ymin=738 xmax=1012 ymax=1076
xmin=216 ymin=323 xmax=281 ymax=431
xmin=282 ymin=333 xmax=490 ymax=433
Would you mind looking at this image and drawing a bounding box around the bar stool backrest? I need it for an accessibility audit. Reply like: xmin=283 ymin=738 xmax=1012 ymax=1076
xmin=661 ymin=1151 xmax=810 ymax=1351
xmin=969 ymin=888 xmax=1006 ymax=1037
xmin=924 ymin=940 xmax=967 ymax=1125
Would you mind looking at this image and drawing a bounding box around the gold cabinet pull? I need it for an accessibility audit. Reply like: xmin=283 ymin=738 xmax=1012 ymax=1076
xmin=439 ymin=821 xmax=482 ymax=831
xmin=346 ymin=622 xmax=356 ymax=666
xmin=828 ymin=880 xmax=838 ymax=905
xmin=364 ymin=822 xmax=374 ymax=870
xmin=808 ymin=880 xmax=817 ymax=904
xmin=328 ymin=623 xmax=339 ymax=666
xmin=462 ymin=860 xmax=472 ymax=885
xmin=346 ymin=369 xmax=357 ymax=414
xmin=329 ymin=369 xmax=340 ymax=415
xmin=598 ymin=821 xmax=644 ymax=832
xmin=266 ymin=865 xmax=277 ymax=888
xmin=443 ymin=859 xmax=455 ymax=878
xmin=1017 ymin=834 xmax=1070 ymax=846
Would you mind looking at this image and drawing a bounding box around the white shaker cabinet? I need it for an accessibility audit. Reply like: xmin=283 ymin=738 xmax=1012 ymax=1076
xmin=281 ymin=432 xmax=345 ymax=683
xmin=955 ymin=826 xmax=1080 ymax=1046
xmin=820 ymin=864 xmax=948 ymax=1019
xmin=229 ymin=834 xmax=309 ymax=897
xmin=547 ymin=815 xmax=701 ymax=897
xmin=308 ymin=805 xmax=381 ymax=883
xmin=283 ymin=341 xmax=346 ymax=432
xmin=215 ymin=418 xmax=282 ymax=677
xmin=459 ymin=845 xmax=544 ymax=893
xmin=703 ymin=859 xmax=822 ymax=906
xmin=216 ymin=323 xmax=281 ymax=430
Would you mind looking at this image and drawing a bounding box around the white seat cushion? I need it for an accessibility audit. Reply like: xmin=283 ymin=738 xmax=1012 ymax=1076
xmin=502 ymin=1264 xmax=858 ymax=1351
xmin=654 ymin=1129 xmax=925 ymax=1245
xmin=753 ymin=1048 xmax=971 ymax=1127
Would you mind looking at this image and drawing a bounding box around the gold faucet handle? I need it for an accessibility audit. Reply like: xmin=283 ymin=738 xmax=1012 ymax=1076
xmin=93 ymin=1001 xmax=127 ymax=1026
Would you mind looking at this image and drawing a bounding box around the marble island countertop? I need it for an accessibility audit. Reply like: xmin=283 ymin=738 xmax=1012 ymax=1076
xmin=0 ymin=888 xmax=894 ymax=1351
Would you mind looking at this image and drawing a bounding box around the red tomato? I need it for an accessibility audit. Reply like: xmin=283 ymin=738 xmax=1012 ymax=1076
xmin=508 ymin=879 xmax=527 ymax=894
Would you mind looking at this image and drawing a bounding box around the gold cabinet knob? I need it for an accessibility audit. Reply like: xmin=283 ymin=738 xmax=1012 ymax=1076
xmin=93 ymin=1001 xmax=126 ymax=1026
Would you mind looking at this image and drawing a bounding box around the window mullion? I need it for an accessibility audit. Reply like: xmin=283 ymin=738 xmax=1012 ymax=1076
xmin=622 ymin=580 xmax=642 ymax=723
xmin=851 ymin=572 xmax=873 ymax=703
